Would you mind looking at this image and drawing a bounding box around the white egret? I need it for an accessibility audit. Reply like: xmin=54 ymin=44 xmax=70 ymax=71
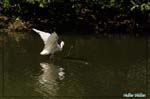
xmin=32 ymin=28 xmax=64 ymax=55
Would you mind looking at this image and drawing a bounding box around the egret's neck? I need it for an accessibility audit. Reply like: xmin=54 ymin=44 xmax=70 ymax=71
xmin=60 ymin=41 xmax=64 ymax=49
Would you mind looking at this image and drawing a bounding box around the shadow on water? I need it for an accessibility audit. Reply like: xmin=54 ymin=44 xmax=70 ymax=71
xmin=0 ymin=31 xmax=148 ymax=98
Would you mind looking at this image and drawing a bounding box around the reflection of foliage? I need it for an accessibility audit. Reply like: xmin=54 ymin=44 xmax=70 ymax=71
xmin=8 ymin=31 xmax=27 ymax=42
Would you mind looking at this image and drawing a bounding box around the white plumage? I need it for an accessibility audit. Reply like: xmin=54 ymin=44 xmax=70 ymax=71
xmin=32 ymin=28 xmax=64 ymax=55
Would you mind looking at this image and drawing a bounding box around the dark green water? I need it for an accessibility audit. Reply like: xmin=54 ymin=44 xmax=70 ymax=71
xmin=0 ymin=32 xmax=149 ymax=99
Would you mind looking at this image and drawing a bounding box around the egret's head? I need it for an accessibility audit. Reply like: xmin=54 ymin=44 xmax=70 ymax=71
xmin=60 ymin=41 xmax=64 ymax=48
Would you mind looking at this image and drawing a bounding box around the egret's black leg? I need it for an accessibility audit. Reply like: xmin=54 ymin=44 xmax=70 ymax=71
xmin=49 ymin=54 xmax=54 ymax=61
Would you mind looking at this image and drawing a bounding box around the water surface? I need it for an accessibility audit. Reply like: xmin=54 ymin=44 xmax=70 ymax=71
xmin=0 ymin=31 xmax=148 ymax=98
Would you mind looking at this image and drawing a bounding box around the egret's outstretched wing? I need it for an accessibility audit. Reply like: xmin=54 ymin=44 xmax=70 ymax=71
xmin=32 ymin=29 xmax=64 ymax=55
xmin=32 ymin=28 xmax=51 ymax=44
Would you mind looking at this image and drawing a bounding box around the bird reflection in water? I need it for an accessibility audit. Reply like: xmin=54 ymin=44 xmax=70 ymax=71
xmin=36 ymin=62 xmax=65 ymax=96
